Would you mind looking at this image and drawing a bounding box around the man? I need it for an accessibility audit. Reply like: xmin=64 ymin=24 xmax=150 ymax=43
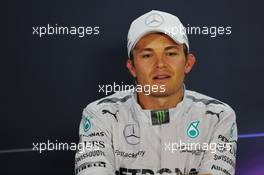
xmin=75 ymin=10 xmax=237 ymax=175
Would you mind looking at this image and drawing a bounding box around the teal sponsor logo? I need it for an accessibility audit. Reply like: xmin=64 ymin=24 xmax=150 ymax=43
xmin=187 ymin=120 xmax=200 ymax=138
xmin=83 ymin=115 xmax=92 ymax=132
xmin=230 ymin=122 xmax=235 ymax=138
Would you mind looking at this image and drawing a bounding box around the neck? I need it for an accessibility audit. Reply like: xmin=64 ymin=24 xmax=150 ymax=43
xmin=137 ymin=86 xmax=184 ymax=110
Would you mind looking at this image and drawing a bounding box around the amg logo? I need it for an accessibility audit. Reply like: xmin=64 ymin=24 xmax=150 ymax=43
xmin=116 ymin=167 xmax=198 ymax=175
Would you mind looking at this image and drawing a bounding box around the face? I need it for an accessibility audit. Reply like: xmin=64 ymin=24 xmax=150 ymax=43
xmin=127 ymin=33 xmax=195 ymax=97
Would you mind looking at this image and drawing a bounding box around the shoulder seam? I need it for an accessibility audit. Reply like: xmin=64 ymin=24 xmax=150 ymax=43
xmin=186 ymin=95 xmax=225 ymax=106
xmin=97 ymin=95 xmax=132 ymax=105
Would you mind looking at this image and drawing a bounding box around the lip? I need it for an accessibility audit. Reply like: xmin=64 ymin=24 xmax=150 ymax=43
xmin=152 ymin=73 xmax=171 ymax=80
xmin=152 ymin=73 xmax=172 ymax=83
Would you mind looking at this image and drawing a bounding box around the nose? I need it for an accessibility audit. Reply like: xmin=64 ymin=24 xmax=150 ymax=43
xmin=154 ymin=55 xmax=166 ymax=69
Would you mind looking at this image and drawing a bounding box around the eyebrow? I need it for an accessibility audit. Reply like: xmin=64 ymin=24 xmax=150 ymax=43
xmin=134 ymin=48 xmax=153 ymax=52
xmin=164 ymin=45 xmax=180 ymax=50
xmin=134 ymin=45 xmax=181 ymax=53
xmin=134 ymin=45 xmax=180 ymax=51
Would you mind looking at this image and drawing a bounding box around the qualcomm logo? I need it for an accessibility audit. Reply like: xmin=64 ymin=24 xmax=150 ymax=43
xmin=145 ymin=13 xmax=164 ymax=27
xmin=187 ymin=121 xmax=200 ymax=138
xmin=123 ymin=124 xmax=140 ymax=145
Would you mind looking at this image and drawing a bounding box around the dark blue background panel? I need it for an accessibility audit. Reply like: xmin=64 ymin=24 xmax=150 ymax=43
xmin=2 ymin=0 xmax=263 ymax=174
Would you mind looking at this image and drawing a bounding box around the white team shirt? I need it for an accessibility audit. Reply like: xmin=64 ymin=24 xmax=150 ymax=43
xmin=75 ymin=89 xmax=237 ymax=175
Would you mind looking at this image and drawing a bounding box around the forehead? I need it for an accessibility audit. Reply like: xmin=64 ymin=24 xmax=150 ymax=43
xmin=133 ymin=33 xmax=180 ymax=50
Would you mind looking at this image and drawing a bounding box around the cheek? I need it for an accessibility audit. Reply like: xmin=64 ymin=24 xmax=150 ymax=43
xmin=135 ymin=60 xmax=150 ymax=73
xmin=134 ymin=63 xmax=152 ymax=82
xmin=136 ymin=66 xmax=150 ymax=78
xmin=170 ymin=61 xmax=186 ymax=77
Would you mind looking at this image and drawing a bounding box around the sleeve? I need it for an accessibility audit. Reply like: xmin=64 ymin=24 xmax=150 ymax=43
xmin=75 ymin=106 xmax=116 ymax=175
xmin=198 ymin=107 xmax=238 ymax=175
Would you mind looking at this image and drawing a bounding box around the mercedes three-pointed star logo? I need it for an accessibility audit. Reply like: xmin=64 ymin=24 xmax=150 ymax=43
xmin=123 ymin=124 xmax=140 ymax=145
xmin=145 ymin=13 xmax=164 ymax=27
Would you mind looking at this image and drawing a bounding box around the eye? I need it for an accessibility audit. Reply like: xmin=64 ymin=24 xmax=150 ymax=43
xmin=166 ymin=52 xmax=178 ymax=56
xmin=142 ymin=53 xmax=153 ymax=58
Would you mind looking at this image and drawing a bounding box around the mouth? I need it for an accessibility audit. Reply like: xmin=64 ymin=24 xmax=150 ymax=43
xmin=152 ymin=75 xmax=171 ymax=80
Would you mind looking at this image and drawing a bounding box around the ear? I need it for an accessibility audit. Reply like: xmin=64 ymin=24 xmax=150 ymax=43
xmin=126 ymin=59 xmax=137 ymax=78
xmin=184 ymin=53 xmax=196 ymax=74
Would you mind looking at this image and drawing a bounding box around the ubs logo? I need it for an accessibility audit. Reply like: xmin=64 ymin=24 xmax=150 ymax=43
xmin=145 ymin=13 xmax=164 ymax=27
xmin=123 ymin=124 xmax=140 ymax=145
